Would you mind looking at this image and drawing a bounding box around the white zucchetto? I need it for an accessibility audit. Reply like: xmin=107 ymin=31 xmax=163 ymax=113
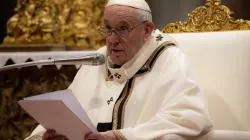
xmin=106 ymin=0 xmax=151 ymax=12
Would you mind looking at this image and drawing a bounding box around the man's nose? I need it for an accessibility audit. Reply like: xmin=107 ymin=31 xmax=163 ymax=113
xmin=107 ymin=32 xmax=120 ymax=44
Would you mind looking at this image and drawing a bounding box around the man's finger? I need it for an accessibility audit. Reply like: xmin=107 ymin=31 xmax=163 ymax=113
xmin=84 ymin=132 xmax=101 ymax=140
xmin=42 ymin=129 xmax=56 ymax=140
xmin=84 ymin=132 xmax=92 ymax=139
xmin=49 ymin=135 xmax=68 ymax=140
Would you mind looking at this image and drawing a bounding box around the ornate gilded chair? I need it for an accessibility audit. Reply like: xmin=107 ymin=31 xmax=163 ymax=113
xmin=162 ymin=0 xmax=250 ymax=139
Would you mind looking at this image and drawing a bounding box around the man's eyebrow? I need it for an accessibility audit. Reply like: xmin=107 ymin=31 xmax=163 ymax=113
xmin=119 ymin=20 xmax=130 ymax=26
xmin=103 ymin=20 xmax=131 ymax=27
xmin=104 ymin=20 xmax=110 ymax=24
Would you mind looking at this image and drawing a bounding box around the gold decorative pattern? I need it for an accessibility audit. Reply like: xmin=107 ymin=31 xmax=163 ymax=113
xmin=162 ymin=0 xmax=250 ymax=33
xmin=120 ymin=79 xmax=135 ymax=129
xmin=3 ymin=0 xmax=63 ymax=44
xmin=134 ymin=42 xmax=176 ymax=77
xmin=112 ymin=130 xmax=128 ymax=140
xmin=106 ymin=69 xmax=114 ymax=81
xmin=112 ymin=80 xmax=130 ymax=130
xmin=3 ymin=0 xmax=106 ymax=50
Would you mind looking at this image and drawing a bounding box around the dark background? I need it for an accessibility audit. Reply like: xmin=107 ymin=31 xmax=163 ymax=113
xmin=1 ymin=0 xmax=250 ymax=44
xmin=0 ymin=0 xmax=17 ymax=44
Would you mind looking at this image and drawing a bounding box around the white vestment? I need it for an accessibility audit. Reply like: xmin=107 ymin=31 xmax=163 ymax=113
xmin=26 ymin=30 xmax=213 ymax=140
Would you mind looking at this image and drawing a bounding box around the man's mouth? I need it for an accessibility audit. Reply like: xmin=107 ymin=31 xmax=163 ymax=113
xmin=112 ymin=49 xmax=123 ymax=53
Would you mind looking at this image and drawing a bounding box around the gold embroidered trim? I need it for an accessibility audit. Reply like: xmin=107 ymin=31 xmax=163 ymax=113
xmin=121 ymin=79 xmax=135 ymax=128
xmin=135 ymin=41 xmax=176 ymax=77
xmin=27 ymin=135 xmax=42 ymax=140
xmin=147 ymin=41 xmax=174 ymax=66
xmin=112 ymin=130 xmax=128 ymax=140
xmin=106 ymin=64 xmax=114 ymax=81
xmin=112 ymin=82 xmax=129 ymax=130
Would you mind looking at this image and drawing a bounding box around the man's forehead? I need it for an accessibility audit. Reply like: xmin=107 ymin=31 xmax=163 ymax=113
xmin=104 ymin=6 xmax=139 ymax=25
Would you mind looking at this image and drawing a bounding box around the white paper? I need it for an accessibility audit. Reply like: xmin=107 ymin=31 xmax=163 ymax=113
xmin=19 ymin=89 xmax=97 ymax=140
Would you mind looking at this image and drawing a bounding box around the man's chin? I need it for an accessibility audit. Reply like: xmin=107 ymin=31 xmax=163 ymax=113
xmin=110 ymin=57 xmax=125 ymax=66
xmin=113 ymin=61 xmax=124 ymax=66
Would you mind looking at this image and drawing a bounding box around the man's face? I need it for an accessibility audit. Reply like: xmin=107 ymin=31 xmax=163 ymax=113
xmin=104 ymin=6 xmax=146 ymax=65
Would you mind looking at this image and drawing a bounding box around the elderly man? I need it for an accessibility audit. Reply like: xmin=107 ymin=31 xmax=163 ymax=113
xmin=26 ymin=0 xmax=213 ymax=140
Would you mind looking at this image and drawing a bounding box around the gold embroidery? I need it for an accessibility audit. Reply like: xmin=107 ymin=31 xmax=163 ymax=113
xmin=156 ymin=34 xmax=163 ymax=42
xmin=106 ymin=57 xmax=114 ymax=81
xmin=112 ymin=130 xmax=128 ymax=140
xmin=135 ymin=41 xmax=176 ymax=77
xmin=27 ymin=135 xmax=42 ymax=140
xmin=106 ymin=68 xmax=128 ymax=81
xmin=112 ymin=82 xmax=129 ymax=130
xmin=121 ymin=79 xmax=135 ymax=128
xmin=118 ymin=70 xmax=128 ymax=80
xmin=156 ymin=34 xmax=164 ymax=45
xmin=162 ymin=0 xmax=250 ymax=33
xmin=106 ymin=67 xmax=114 ymax=81
xmin=113 ymin=70 xmax=128 ymax=81
xmin=114 ymin=73 xmax=122 ymax=79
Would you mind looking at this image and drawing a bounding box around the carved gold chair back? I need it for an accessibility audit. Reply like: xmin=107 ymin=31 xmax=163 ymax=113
xmin=162 ymin=0 xmax=250 ymax=33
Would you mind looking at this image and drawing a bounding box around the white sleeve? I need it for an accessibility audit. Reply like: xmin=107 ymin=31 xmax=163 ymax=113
xmin=68 ymin=46 xmax=107 ymax=93
xmin=24 ymin=125 xmax=45 ymax=140
xmin=67 ymin=65 xmax=85 ymax=92
xmin=113 ymin=48 xmax=213 ymax=140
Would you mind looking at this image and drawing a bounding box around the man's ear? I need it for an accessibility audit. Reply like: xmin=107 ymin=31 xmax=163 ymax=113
xmin=144 ymin=22 xmax=155 ymax=41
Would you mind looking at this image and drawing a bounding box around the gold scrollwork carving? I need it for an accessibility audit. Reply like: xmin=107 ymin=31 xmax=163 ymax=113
xmin=162 ymin=0 xmax=250 ymax=33
xmin=3 ymin=0 xmax=106 ymax=50
xmin=3 ymin=0 xmax=62 ymax=44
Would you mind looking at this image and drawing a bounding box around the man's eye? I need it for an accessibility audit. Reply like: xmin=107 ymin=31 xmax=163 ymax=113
xmin=119 ymin=26 xmax=129 ymax=31
xmin=105 ymin=26 xmax=111 ymax=30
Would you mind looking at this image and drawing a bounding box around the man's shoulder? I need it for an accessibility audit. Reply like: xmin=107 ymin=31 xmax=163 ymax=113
xmin=157 ymin=42 xmax=182 ymax=59
xmin=153 ymin=44 xmax=189 ymax=70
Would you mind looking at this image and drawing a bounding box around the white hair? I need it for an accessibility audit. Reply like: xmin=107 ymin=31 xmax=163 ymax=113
xmin=136 ymin=9 xmax=152 ymax=22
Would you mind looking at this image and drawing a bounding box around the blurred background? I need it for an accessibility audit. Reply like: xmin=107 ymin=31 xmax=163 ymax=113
xmin=1 ymin=0 xmax=250 ymax=43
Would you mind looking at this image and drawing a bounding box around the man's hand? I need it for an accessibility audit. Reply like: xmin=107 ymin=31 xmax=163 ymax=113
xmin=84 ymin=131 xmax=118 ymax=140
xmin=42 ymin=130 xmax=68 ymax=140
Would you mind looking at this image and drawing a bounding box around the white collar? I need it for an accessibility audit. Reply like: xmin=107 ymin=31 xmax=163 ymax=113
xmin=106 ymin=30 xmax=176 ymax=83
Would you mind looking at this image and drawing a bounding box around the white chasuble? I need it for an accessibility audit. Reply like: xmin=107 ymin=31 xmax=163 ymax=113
xmin=26 ymin=30 xmax=213 ymax=140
